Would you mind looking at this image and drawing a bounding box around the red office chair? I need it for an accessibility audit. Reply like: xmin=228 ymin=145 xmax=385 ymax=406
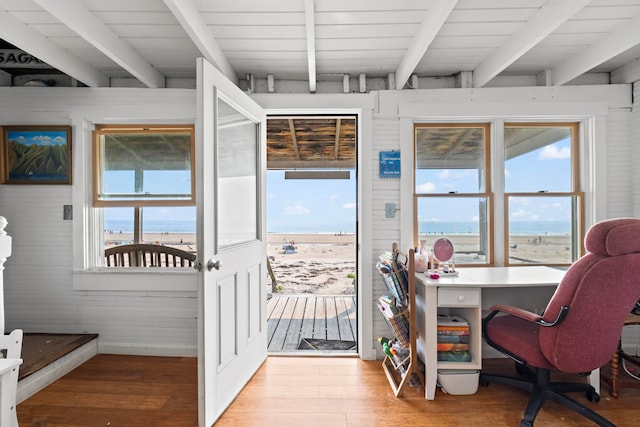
xmin=481 ymin=218 xmax=640 ymax=427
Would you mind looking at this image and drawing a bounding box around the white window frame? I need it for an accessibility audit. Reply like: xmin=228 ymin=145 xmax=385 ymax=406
xmin=70 ymin=104 xmax=198 ymax=292
xmin=398 ymin=100 xmax=607 ymax=263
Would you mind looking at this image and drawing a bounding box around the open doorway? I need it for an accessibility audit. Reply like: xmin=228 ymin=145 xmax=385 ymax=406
xmin=265 ymin=115 xmax=357 ymax=354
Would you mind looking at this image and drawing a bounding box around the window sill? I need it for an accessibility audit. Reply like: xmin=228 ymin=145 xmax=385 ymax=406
xmin=73 ymin=268 xmax=198 ymax=292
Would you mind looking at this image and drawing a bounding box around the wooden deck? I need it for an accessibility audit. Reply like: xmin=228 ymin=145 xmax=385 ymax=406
xmin=267 ymin=294 xmax=357 ymax=353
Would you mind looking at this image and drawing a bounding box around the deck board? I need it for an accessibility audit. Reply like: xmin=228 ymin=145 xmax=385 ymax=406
xmin=268 ymin=295 xmax=357 ymax=353
xmin=335 ymin=296 xmax=356 ymax=341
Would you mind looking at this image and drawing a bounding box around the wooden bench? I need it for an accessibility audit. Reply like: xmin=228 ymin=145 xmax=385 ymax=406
xmin=105 ymin=244 xmax=196 ymax=268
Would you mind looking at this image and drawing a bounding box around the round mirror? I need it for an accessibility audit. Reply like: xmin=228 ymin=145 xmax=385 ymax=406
xmin=433 ymin=238 xmax=454 ymax=264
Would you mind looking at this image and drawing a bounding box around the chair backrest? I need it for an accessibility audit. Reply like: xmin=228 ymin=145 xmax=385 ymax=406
xmin=105 ymin=244 xmax=196 ymax=267
xmin=540 ymin=218 xmax=640 ymax=373
xmin=0 ymin=329 xmax=23 ymax=359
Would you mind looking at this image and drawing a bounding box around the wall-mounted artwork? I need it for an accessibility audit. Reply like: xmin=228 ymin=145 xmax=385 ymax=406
xmin=1 ymin=125 xmax=72 ymax=184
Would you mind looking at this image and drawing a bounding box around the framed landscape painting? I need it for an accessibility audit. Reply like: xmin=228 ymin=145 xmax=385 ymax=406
xmin=1 ymin=125 xmax=72 ymax=184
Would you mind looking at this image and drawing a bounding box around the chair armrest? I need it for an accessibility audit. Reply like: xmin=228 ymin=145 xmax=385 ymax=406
xmin=487 ymin=304 xmax=543 ymax=323
xmin=486 ymin=304 xmax=569 ymax=327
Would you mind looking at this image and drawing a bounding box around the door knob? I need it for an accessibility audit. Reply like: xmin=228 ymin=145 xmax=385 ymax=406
xmin=207 ymin=259 xmax=222 ymax=271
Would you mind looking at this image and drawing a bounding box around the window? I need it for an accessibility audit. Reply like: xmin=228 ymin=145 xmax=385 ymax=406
xmin=93 ymin=125 xmax=196 ymax=265
xmin=414 ymin=124 xmax=492 ymax=265
xmin=414 ymin=122 xmax=582 ymax=266
xmin=504 ymin=123 xmax=582 ymax=265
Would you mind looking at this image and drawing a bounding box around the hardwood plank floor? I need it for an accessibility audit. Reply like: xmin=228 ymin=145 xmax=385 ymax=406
xmin=16 ymin=355 xmax=640 ymax=427
xmin=17 ymin=354 xmax=198 ymax=427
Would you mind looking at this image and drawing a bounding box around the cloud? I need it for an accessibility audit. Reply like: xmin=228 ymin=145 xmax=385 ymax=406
xmin=504 ymin=168 xmax=511 ymax=178
xmin=511 ymin=208 xmax=539 ymax=221
xmin=283 ymin=204 xmax=310 ymax=215
xmin=416 ymin=181 xmax=436 ymax=193
xmin=33 ymin=135 xmax=53 ymax=145
xmin=53 ymin=136 xmax=66 ymax=144
xmin=342 ymin=202 xmax=356 ymax=209
xmin=539 ymin=145 xmax=570 ymax=159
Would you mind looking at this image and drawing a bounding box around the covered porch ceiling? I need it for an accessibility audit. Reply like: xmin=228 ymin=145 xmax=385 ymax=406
xmin=266 ymin=116 xmax=356 ymax=170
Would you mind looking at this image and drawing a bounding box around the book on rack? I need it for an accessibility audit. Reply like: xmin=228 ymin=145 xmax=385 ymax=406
xmin=377 ymin=295 xmax=400 ymax=317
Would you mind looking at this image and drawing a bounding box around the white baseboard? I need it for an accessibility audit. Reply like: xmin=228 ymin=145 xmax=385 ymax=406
xmin=97 ymin=342 xmax=197 ymax=357
xmin=17 ymin=339 xmax=98 ymax=404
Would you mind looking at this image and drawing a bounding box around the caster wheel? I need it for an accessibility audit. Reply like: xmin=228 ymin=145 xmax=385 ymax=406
xmin=519 ymin=419 xmax=533 ymax=427
xmin=587 ymin=389 xmax=600 ymax=402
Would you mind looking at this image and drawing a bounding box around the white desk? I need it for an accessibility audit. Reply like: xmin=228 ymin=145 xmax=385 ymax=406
xmin=414 ymin=266 xmax=601 ymax=400
xmin=0 ymin=358 xmax=22 ymax=427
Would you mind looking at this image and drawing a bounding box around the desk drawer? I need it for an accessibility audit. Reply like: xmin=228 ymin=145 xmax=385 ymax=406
xmin=438 ymin=288 xmax=480 ymax=307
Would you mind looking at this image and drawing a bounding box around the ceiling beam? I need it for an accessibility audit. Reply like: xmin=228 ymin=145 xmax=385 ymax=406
xmin=334 ymin=118 xmax=341 ymax=160
xmin=394 ymin=0 xmax=457 ymax=90
xmin=268 ymin=160 xmax=355 ymax=169
xmin=552 ymin=13 xmax=640 ymax=86
xmin=162 ymin=0 xmax=238 ymax=85
xmin=288 ymin=119 xmax=301 ymax=160
xmin=34 ymin=0 xmax=165 ymax=88
xmin=304 ymin=0 xmax=317 ymax=93
xmin=611 ymin=57 xmax=640 ymax=84
xmin=473 ymin=0 xmax=590 ymax=88
xmin=0 ymin=9 xmax=108 ymax=87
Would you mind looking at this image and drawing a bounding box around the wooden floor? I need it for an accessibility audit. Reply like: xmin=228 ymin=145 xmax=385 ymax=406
xmin=267 ymin=294 xmax=357 ymax=353
xmin=17 ymin=354 xmax=198 ymax=427
xmin=16 ymin=355 xmax=640 ymax=427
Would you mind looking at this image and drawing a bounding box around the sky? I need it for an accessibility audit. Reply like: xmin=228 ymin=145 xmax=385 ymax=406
xmin=266 ymin=170 xmax=356 ymax=233
xmin=416 ymin=138 xmax=573 ymax=224
xmin=104 ymin=138 xmax=570 ymax=232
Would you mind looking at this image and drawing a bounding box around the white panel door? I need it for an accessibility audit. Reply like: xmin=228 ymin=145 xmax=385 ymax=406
xmin=196 ymin=58 xmax=267 ymax=426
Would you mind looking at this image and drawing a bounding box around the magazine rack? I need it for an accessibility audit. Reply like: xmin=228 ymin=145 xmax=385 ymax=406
xmin=377 ymin=243 xmax=423 ymax=397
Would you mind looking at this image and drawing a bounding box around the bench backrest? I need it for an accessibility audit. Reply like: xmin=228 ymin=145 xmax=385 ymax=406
xmin=105 ymin=244 xmax=196 ymax=267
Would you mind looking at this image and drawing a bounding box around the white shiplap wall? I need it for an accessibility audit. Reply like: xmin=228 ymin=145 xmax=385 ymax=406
xmin=368 ymin=84 xmax=635 ymax=359
xmin=370 ymin=116 xmax=402 ymax=356
xmin=0 ymin=83 xmax=636 ymax=359
xmin=621 ymin=81 xmax=640 ymax=356
xmin=605 ymin=110 xmax=633 ymax=218
xmin=0 ymin=88 xmax=199 ymax=356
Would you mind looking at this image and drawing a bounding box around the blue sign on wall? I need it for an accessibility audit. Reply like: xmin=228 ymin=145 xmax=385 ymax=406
xmin=379 ymin=150 xmax=400 ymax=178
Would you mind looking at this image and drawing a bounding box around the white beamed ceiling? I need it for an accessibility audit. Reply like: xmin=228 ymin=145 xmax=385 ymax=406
xmin=0 ymin=0 xmax=639 ymax=89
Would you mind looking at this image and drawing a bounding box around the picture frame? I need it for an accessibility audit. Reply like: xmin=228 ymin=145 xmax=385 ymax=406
xmin=1 ymin=125 xmax=72 ymax=184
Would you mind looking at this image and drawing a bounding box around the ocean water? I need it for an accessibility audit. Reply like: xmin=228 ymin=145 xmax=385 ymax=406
xmin=105 ymin=219 xmax=356 ymax=234
xmin=105 ymin=219 xmax=196 ymax=233
xmin=419 ymin=220 xmax=570 ymax=236
xmin=105 ymin=219 xmax=567 ymax=235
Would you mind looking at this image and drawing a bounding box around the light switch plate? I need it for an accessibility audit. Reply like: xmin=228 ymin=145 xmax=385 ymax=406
xmin=385 ymin=203 xmax=396 ymax=218
xmin=63 ymin=205 xmax=73 ymax=220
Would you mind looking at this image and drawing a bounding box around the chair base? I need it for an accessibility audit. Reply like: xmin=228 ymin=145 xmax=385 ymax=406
xmin=480 ymin=364 xmax=615 ymax=427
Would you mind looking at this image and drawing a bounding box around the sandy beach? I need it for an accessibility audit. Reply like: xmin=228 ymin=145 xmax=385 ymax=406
xmin=104 ymin=231 xmax=571 ymax=294
xmin=267 ymin=233 xmax=357 ymax=295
